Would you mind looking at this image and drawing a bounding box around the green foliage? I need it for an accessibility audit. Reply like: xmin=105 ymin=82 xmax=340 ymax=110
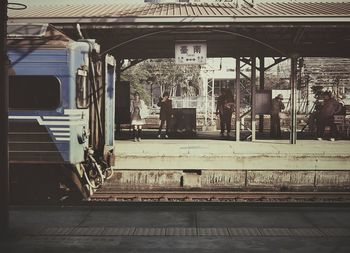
xmin=121 ymin=59 xmax=201 ymax=105
xmin=121 ymin=61 xmax=152 ymax=105
xmin=262 ymin=73 xmax=290 ymax=90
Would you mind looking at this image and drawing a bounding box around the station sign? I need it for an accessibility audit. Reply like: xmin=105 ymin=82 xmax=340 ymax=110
xmin=175 ymin=41 xmax=207 ymax=65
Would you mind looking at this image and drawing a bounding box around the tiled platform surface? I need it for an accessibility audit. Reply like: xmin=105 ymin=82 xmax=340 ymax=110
xmin=2 ymin=204 xmax=350 ymax=252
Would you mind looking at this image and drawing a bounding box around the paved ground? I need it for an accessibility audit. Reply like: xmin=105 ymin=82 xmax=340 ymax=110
xmin=1 ymin=203 xmax=350 ymax=252
xmin=114 ymin=136 xmax=350 ymax=170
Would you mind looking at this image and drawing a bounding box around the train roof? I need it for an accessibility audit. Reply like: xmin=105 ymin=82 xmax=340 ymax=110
xmin=7 ymin=24 xmax=74 ymax=49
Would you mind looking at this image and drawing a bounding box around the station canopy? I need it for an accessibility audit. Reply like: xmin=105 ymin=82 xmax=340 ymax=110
xmin=8 ymin=2 xmax=350 ymax=59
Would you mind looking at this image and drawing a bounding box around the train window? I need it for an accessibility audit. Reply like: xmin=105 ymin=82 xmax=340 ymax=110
xmin=9 ymin=76 xmax=60 ymax=110
xmin=76 ymin=66 xmax=89 ymax=108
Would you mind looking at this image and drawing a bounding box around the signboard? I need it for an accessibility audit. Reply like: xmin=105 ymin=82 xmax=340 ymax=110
xmin=255 ymin=90 xmax=272 ymax=114
xmin=175 ymin=42 xmax=207 ymax=65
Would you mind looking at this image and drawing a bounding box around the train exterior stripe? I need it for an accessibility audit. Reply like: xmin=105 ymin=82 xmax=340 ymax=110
xmin=8 ymin=40 xmax=92 ymax=165
xmin=7 ymin=24 xmax=117 ymax=199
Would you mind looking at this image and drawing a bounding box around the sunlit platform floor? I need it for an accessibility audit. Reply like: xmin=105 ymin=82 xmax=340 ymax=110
xmin=114 ymin=130 xmax=350 ymax=170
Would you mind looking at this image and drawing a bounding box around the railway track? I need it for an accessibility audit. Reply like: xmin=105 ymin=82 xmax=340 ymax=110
xmin=90 ymin=191 xmax=350 ymax=202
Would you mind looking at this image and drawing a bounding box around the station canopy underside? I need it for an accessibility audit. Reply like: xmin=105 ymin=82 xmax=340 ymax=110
xmin=8 ymin=2 xmax=350 ymax=59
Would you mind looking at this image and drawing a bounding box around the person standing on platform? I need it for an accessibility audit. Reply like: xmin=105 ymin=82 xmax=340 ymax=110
xmin=130 ymin=92 xmax=147 ymax=142
xmin=270 ymin=94 xmax=285 ymax=138
xmin=157 ymin=91 xmax=173 ymax=139
xmin=317 ymin=91 xmax=342 ymax=141
xmin=216 ymin=88 xmax=234 ymax=137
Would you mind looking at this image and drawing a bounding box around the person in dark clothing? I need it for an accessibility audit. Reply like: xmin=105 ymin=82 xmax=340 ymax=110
xmin=270 ymin=94 xmax=285 ymax=138
xmin=307 ymin=100 xmax=322 ymax=134
xmin=316 ymin=91 xmax=342 ymax=141
xmin=157 ymin=91 xmax=173 ymax=138
xmin=216 ymin=89 xmax=234 ymax=137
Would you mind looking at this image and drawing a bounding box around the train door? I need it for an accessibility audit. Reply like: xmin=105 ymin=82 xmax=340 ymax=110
xmin=104 ymin=55 xmax=116 ymax=147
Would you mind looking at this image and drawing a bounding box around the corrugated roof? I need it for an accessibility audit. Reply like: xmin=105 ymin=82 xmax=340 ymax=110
xmin=8 ymin=2 xmax=350 ymax=19
xmin=7 ymin=2 xmax=350 ymax=58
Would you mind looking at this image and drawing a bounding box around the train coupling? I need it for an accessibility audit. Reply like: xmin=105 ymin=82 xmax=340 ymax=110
xmin=80 ymin=147 xmax=114 ymax=195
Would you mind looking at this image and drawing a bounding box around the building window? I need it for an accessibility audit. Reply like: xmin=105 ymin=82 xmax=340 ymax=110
xmin=9 ymin=76 xmax=60 ymax=110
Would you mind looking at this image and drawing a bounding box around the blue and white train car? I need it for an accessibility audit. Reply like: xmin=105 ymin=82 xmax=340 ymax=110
xmin=7 ymin=24 xmax=116 ymax=200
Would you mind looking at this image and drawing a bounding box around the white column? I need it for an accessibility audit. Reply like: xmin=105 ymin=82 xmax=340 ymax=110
xmin=290 ymin=57 xmax=298 ymax=144
xmin=251 ymin=57 xmax=257 ymax=141
xmin=235 ymin=58 xmax=240 ymax=142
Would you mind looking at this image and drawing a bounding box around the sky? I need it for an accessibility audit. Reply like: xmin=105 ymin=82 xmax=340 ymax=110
xmin=14 ymin=0 xmax=350 ymax=7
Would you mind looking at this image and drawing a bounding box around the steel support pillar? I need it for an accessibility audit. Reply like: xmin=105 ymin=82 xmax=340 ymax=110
xmin=258 ymin=57 xmax=265 ymax=133
xmin=211 ymin=78 xmax=215 ymax=124
xmin=290 ymin=57 xmax=298 ymax=144
xmin=306 ymin=76 xmax=309 ymax=114
xmin=116 ymin=59 xmax=123 ymax=84
xmin=204 ymin=76 xmax=208 ymax=126
xmin=251 ymin=57 xmax=257 ymax=141
xmin=0 ymin=0 xmax=9 ymax=237
xmin=235 ymin=58 xmax=240 ymax=142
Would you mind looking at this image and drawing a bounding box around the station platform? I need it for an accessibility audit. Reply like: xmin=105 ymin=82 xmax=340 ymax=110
xmin=109 ymin=135 xmax=350 ymax=191
xmin=2 ymin=204 xmax=350 ymax=252
xmin=114 ymin=138 xmax=350 ymax=170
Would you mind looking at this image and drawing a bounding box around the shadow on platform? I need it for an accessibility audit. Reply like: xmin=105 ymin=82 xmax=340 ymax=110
xmin=115 ymin=129 xmax=324 ymax=141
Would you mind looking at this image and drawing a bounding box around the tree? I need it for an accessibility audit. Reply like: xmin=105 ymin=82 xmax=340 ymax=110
xmin=121 ymin=59 xmax=201 ymax=105
xmin=121 ymin=61 xmax=152 ymax=105
xmin=143 ymin=59 xmax=200 ymax=97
